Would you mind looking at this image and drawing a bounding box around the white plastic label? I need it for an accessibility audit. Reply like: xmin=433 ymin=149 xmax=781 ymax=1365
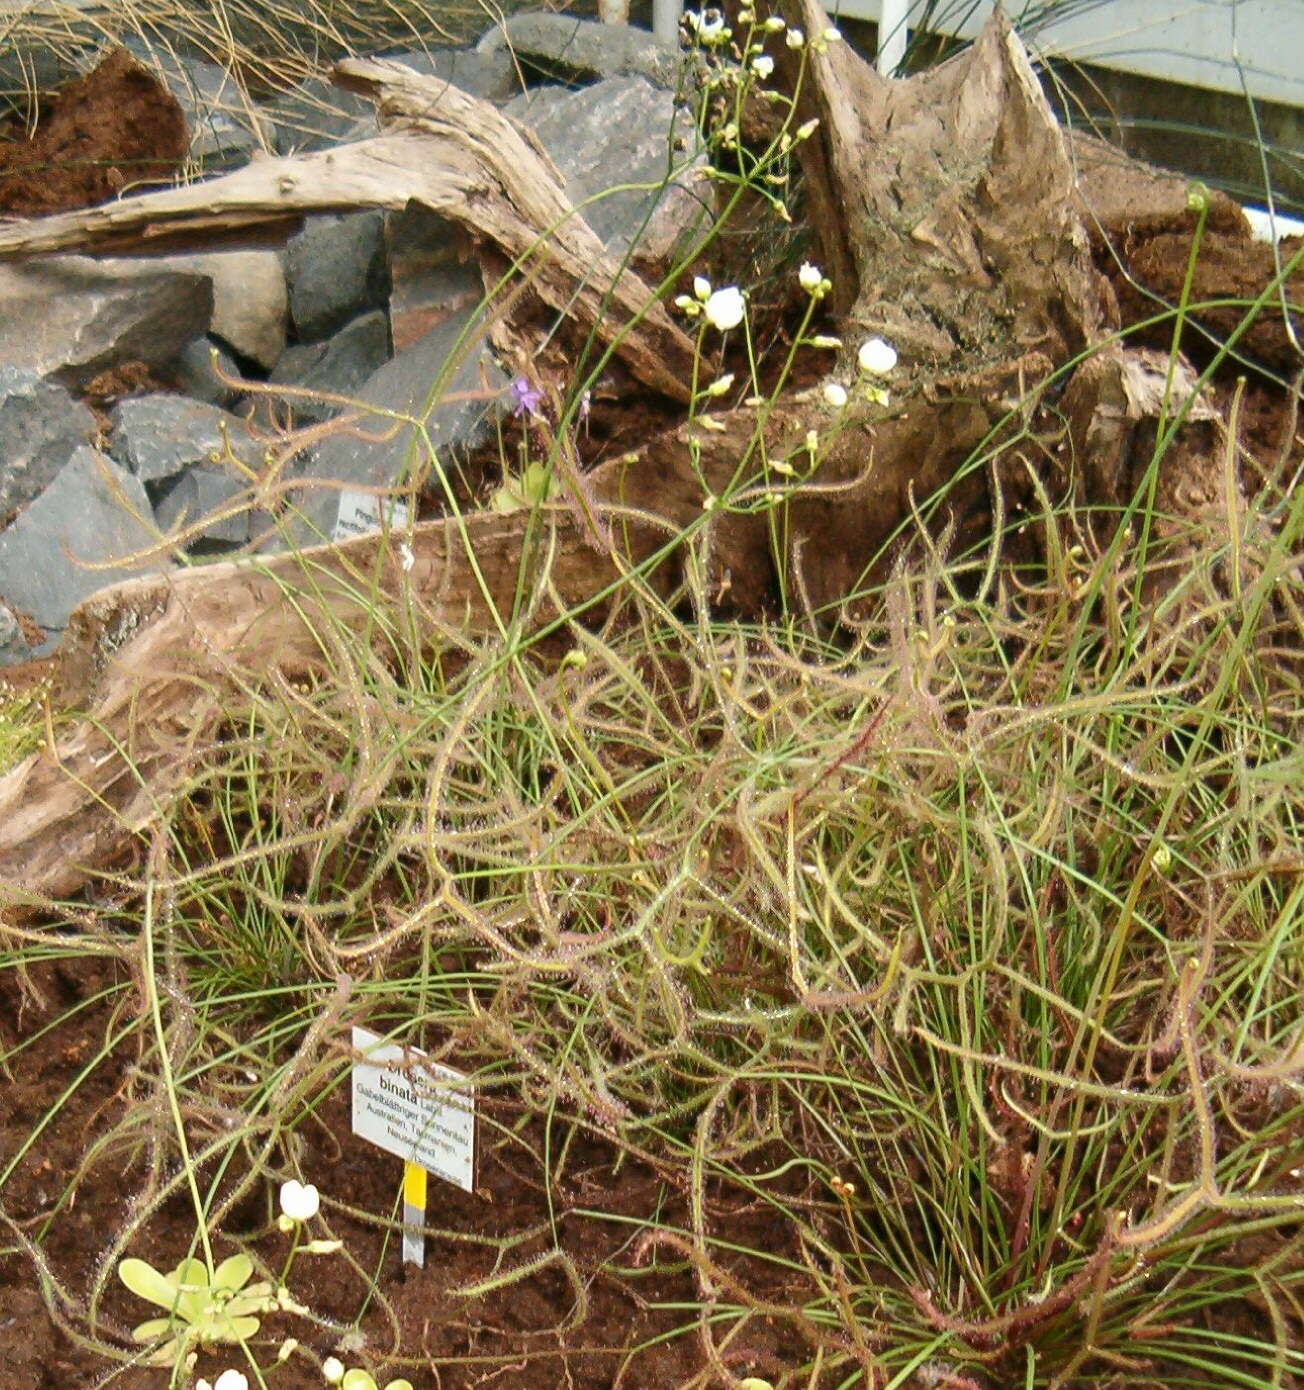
xmin=332 ymin=490 xmax=412 ymax=543
xmin=351 ymin=1027 xmax=474 ymax=1192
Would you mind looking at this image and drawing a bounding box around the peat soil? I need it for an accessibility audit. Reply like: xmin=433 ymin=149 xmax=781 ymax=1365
xmin=0 ymin=955 xmax=812 ymax=1390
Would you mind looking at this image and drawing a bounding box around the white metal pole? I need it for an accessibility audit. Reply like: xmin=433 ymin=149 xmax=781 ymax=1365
xmin=877 ymin=0 xmax=910 ymax=76
xmin=652 ymin=0 xmax=683 ymax=45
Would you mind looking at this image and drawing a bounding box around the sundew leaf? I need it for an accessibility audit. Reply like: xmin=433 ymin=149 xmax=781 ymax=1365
xmin=118 ymin=1259 xmax=179 ymax=1311
xmin=130 ymin=1317 xmax=173 ymax=1342
xmin=213 ymin=1252 xmax=253 ymax=1293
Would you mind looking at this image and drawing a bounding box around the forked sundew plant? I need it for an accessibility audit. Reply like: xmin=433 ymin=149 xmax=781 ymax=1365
xmin=0 ymin=1 xmax=1301 ymax=1388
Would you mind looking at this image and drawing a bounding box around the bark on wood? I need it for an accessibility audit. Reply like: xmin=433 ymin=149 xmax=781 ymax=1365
xmin=0 ymin=57 xmax=697 ymax=402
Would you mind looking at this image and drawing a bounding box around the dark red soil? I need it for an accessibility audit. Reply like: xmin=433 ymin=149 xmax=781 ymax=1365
xmin=0 ymin=956 xmax=812 ymax=1390
xmin=0 ymin=48 xmax=187 ymax=216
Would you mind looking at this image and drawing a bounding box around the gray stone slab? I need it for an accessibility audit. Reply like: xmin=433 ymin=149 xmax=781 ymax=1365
xmin=287 ymin=211 xmax=388 ymax=342
xmin=0 ymin=600 xmax=25 ymax=666
xmin=477 ymin=15 xmax=680 ymax=89
xmin=385 ymin=205 xmax=482 ymax=353
xmin=108 ymin=394 xmax=257 ymax=484
xmin=374 ymin=46 xmax=521 ymax=103
xmin=263 ymin=76 xmax=375 ymax=155
xmin=0 ymin=258 xmax=213 ymax=387
xmin=163 ymin=251 xmax=287 ymax=370
xmin=283 ymin=304 xmax=506 ymax=547
xmin=168 ymin=336 xmax=245 ymax=408
xmin=154 ymin=464 xmax=251 ymax=546
xmin=0 ymin=367 xmax=96 ymax=517
xmin=121 ymin=38 xmax=269 ymax=168
xmin=0 ymin=447 xmax=164 ymax=640
xmin=269 ymin=311 xmax=391 ymax=426
xmin=506 ymin=76 xmax=709 ymax=267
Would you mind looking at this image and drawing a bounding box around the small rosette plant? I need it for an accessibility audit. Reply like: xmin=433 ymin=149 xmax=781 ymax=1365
xmin=322 ymin=1357 xmax=413 ymax=1390
xmin=118 ymin=1253 xmax=273 ymax=1366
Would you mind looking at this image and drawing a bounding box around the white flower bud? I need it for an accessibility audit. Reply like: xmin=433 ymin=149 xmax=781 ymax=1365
xmin=786 ymin=28 xmax=804 ymax=48
xmin=822 ymin=382 xmax=848 ymax=408
xmin=322 ymin=1358 xmax=346 ymax=1385
xmin=795 ymin=118 xmax=820 ymax=140
xmin=693 ymin=275 xmax=712 ymax=301
xmin=798 ymin=262 xmax=823 ymax=292
xmin=214 ymin=1373 xmax=249 ymax=1390
xmin=752 ymin=54 xmax=774 ymax=79
xmin=705 ymin=372 xmax=736 ymax=397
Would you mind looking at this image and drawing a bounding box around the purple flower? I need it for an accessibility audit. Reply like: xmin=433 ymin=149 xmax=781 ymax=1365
xmin=509 ymin=375 xmax=545 ymax=419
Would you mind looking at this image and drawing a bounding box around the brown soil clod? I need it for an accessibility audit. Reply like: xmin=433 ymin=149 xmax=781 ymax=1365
xmin=0 ymin=47 xmax=187 ymax=217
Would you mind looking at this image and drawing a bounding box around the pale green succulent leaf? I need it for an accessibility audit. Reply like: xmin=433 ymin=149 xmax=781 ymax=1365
xmin=385 ymin=1380 xmax=415 ymax=1390
xmin=227 ymin=1315 xmax=262 ymax=1342
xmin=213 ymin=1252 xmax=254 ymax=1293
xmin=341 ymin=1372 xmax=380 ymax=1390
xmin=130 ymin=1316 xmax=173 ymax=1342
xmin=145 ymin=1335 xmax=185 ymax=1366
xmin=118 ymin=1258 xmax=180 ymax=1310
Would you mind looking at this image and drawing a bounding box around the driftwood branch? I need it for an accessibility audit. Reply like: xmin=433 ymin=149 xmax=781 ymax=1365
xmin=0 ymin=510 xmax=641 ymax=910
xmin=0 ymin=57 xmax=697 ymax=401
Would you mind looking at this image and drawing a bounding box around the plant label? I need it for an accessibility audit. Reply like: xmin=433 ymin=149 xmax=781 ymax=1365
xmin=351 ymin=1027 xmax=475 ymax=1193
xmin=331 ymin=490 xmax=412 ymax=543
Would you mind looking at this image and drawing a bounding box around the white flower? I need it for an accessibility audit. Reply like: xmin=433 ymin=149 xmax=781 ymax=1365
xmin=824 ymin=26 xmax=842 ymax=42
xmin=322 ymin=1358 xmax=346 ymax=1385
xmin=752 ymin=54 xmax=774 ymax=79
xmin=279 ymin=1179 xmax=320 ymax=1223
xmin=214 ymin=1373 xmax=249 ymax=1390
xmin=684 ymin=8 xmax=728 ymax=44
xmin=798 ymin=262 xmax=823 ymax=292
xmin=823 ymin=382 xmax=848 ymax=408
xmin=703 ymin=286 xmax=746 ymax=332
xmin=857 ymin=337 xmax=898 ymax=375
xmin=786 ymin=28 xmax=804 ymax=48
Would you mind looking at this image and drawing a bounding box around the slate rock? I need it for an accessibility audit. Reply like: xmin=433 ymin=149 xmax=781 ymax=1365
xmin=0 ymin=600 xmax=25 ymax=665
xmin=385 ymin=205 xmax=482 ymax=353
xmin=281 ymin=304 xmax=506 ymax=547
xmin=0 ymin=448 xmax=164 ymax=643
xmin=287 ymin=212 xmax=389 ymax=342
xmin=373 ymin=46 xmax=520 ymax=103
xmin=0 ymin=258 xmax=212 ymax=387
xmin=477 ymin=15 xmax=680 ymax=89
xmin=122 ymin=38 xmax=269 ymax=168
xmin=154 ymin=464 xmax=252 ymax=546
xmin=263 ymin=76 xmax=374 ymax=155
xmin=0 ymin=367 xmax=96 ymax=518
xmin=507 ymin=76 xmax=709 ymax=266
xmin=108 ymin=394 xmax=256 ymax=484
xmin=169 ymin=336 xmax=245 ymax=408
xmin=164 ymin=251 xmax=287 ymax=370
xmin=269 ymin=311 xmax=391 ymax=425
